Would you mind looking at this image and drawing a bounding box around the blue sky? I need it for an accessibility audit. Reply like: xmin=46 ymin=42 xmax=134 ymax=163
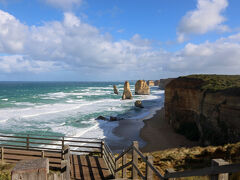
xmin=0 ymin=0 xmax=240 ymax=81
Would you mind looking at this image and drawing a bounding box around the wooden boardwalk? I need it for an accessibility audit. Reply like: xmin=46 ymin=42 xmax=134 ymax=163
xmin=70 ymin=154 xmax=114 ymax=180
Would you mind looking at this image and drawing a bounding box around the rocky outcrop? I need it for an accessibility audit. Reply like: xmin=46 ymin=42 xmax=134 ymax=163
xmin=96 ymin=116 xmax=108 ymax=120
xmin=159 ymin=78 xmax=174 ymax=90
xmin=135 ymin=100 xmax=144 ymax=108
xmin=147 ymin=80 xmax=154 ymax=86
xmin=113 ymin=85 xmax=118 ymax=95
xmin=122 ymin=81 xmax=133 ymax=100
xmin=165 ymin=75 xmax=240 ymax=145
xmin=135 ymin=80 xmax=150 ymax=95
xmin=154 ymin=80 xmax=160 ymax=86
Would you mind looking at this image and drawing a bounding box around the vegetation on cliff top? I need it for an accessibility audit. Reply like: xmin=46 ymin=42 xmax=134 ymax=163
xmin=120 ymin=142 xmax=240 ymax=179
xmin=184 ymin=74 xmax=240 ymax=92
xmin=0 ymin=162 xmax=15 ymax=180
xmin=143 ymin=142 xmax=240 ymax=179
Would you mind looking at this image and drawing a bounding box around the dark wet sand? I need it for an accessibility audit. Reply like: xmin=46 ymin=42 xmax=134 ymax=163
xmin=111 ymin=107 xmax=198 ymax=152
xmin=140 ymin=108 xmax=198 ymax=152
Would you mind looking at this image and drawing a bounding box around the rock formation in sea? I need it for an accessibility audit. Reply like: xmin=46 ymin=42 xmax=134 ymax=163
xmin=154 ymin=80 xmax=160 ymax=86
xmin=96 ymin=116 xmax=107 ymax=120
xmin=165 ymin=75 xmax=240 ymax=145
xmin=135 ymin=100 xmax=144 ymax=108
xmin=159 ymin=78 xmax=174 ymax=90
xmin=113 ymin=85 xmax=119 ymax=95
xmin=147 ymin=80 xmax=154 ymax=86
xmin=135 ymin=80 xmax=150 ymax=95
xmin=122 ymin=81 xmax=133 ymax=100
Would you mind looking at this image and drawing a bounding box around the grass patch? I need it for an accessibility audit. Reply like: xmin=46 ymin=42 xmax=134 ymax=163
xmin=184 ymin=74 xmax=240 ymax=93
xmin=0 ymin=161 xmax=15 ymax=180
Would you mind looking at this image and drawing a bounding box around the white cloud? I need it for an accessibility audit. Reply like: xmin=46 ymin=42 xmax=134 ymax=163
xmin=177 ymin=0 xmax=229 ymax=42
xmin=169 ymin=33 xmax=240 ymax=74
xmin=0 ymin=10 xmax=27 ymax=53
xmin=44 ymin=0 xmax=82 ymax=11
xmin=0 ymin=9 xmax=240 ymax=80
xmin=0 ymin=55 xmax=62 ymax=73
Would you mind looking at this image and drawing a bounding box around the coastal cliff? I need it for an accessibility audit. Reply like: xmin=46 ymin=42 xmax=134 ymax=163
xmin=159 ymin=78 xmax=174 ymax=90
xmin=165 ymin=75 xmax=240 ymax=145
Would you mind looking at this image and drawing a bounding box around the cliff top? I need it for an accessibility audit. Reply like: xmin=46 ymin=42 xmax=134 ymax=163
xmin=177 ymin=74 xmax=240 ymax=94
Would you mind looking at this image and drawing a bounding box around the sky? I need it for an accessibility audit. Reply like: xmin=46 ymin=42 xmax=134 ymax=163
xmin=0 ymin=0 xmax=240 ymax=81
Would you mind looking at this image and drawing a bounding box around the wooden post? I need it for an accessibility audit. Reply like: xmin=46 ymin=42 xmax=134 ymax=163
xmin=61 ymin=160 xmax=70 ymax=180
xmin=115 ymin=158 xmax=120 ymax=178
xmin=122 ymin=153 xmax=127 ymax=178
xmin=61 ymin=145 xmax=70 ymax=180
xmin=41 ymin=150 xmax=45 ymax=158
xmin=146 ymin=155 xmax=153 ymax=180
xmin=26 ymin=135 xmax=29 ymax=150
xmin=165 ymin=168 xmax=176 ymax=180
xmin=132 ymin=141 xmax=139 ymax=180
xmin=62 ymin=145 xmax=70 ymax=160
xmin=1 ymin=147 xmax=4 ymax=161
xmin=211 ymin=159 xmax=229 ymax=180
xmin=61 ymin=137 xmax=64 ymax=160
xmin=101 ymin=141 xmax=104 ymax=158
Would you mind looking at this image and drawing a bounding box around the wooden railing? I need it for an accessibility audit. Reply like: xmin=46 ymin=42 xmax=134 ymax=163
xmin=0 ymin=132 xmax=102 ymax=154
xmin=1 ymin=132 xmax=240 ymax=179
xmin=0 ymin=132 xmax=102 ymax=169
xmin=102 ymin=141 xmax=240 ymax=180
xmin=102 ymin=141 xmax=165 ymax=179
xmin=164 ymin=159 xmax=240 ymax=180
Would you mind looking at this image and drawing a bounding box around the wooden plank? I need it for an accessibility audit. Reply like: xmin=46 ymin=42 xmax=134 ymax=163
xmin=3 ymin=148 xmax=61 ymax=159
xmin=4 ymin=154 xmax=61 ymax=163
xmin=70 ymin=155 xmax=113 ymax=180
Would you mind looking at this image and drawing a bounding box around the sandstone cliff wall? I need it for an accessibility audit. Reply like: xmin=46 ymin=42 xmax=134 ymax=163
xmin=159 ymin=78 xmax=174 ymax=90
xmin=165 ymin=76 xmax=240 ymax=145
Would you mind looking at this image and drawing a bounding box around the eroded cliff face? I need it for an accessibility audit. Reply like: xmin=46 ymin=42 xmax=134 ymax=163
xmin=165 ymin=77 xmax=240 ymax=145
xmin=159 ymin=78 xmax=174 ymax=90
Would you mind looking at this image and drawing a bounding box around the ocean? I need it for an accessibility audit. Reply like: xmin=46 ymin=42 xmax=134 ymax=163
xmin=0 ymin=81 xmax=164 ymax=149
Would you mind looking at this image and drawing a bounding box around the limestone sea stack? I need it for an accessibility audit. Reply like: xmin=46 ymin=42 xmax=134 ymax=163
xmin=122 ymin=81 xmax=133 ymax=100
xmin=147 ymin=80 xmax=154 ymax=86
xmin=165 ymin=75 xmax=240 ymax=146
xmin=113 ymin=85 xmax=118 ymax=95
xmin=135 ymin=80 xmax=150 ymax=95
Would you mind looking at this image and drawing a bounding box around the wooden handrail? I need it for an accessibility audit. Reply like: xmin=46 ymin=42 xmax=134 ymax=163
xmin=115 ymin=160 xmax=133 ymax=173
xmin=132 ymin=146 xmax=164 ymax=179
xmin=112 ymin=141 xmax=164 ymax=180
xmin=103 ymin=148 xmax=115 ymax=165
xmin=0 ymin=131 xmax=102 ymax=140
xmin=0 ymin=133 xmax=102 ymax=156
xmin=132 ymin=163 xmax=145 ymax=179
xmin=115 ymin=145 xmax=132 ymax=161
xmin=164 ymin=162 xmax=240 ymax=179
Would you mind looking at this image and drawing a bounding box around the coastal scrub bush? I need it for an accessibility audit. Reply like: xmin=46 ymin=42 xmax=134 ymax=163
xmin=185 ymin=74 xmax=240 ymax=94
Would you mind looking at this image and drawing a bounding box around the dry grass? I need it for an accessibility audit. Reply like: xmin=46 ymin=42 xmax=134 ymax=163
xmin=149 ymin=142 xmax=240 ymax=173
xmin=116 ymin=142 xmax=240 ymax=179
xmin=0 ymin=161 xmax=15 ymax=180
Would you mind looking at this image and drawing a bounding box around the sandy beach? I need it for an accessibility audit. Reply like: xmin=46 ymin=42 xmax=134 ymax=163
xmin=111 ymin=107 xmax=198 ymax=153
xmin=140 ymin=108 xmax=199 ymax=152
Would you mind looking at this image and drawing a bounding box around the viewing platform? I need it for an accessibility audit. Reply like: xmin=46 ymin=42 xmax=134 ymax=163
xmin=1 ymin=132 xmax=240 ymax=180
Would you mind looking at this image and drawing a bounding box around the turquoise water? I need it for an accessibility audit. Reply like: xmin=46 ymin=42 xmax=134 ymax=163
xmin=0 ymin=81 xmax=164 ymax=144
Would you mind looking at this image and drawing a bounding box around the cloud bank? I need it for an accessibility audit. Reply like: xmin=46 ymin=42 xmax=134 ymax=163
xmin=177 ymin=0 xmax=229 ymax=42
xmin=0 ymin=9 xmax=240 ymax=80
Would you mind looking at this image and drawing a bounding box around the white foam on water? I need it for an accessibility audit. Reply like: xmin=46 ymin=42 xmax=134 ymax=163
xmin=0 ymin=97 xmax=130 ymax=123
xmin=0 ymin=84 xmax=164 ymax=145
xmin=1 ymin=98 xmax=8 ymax=101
